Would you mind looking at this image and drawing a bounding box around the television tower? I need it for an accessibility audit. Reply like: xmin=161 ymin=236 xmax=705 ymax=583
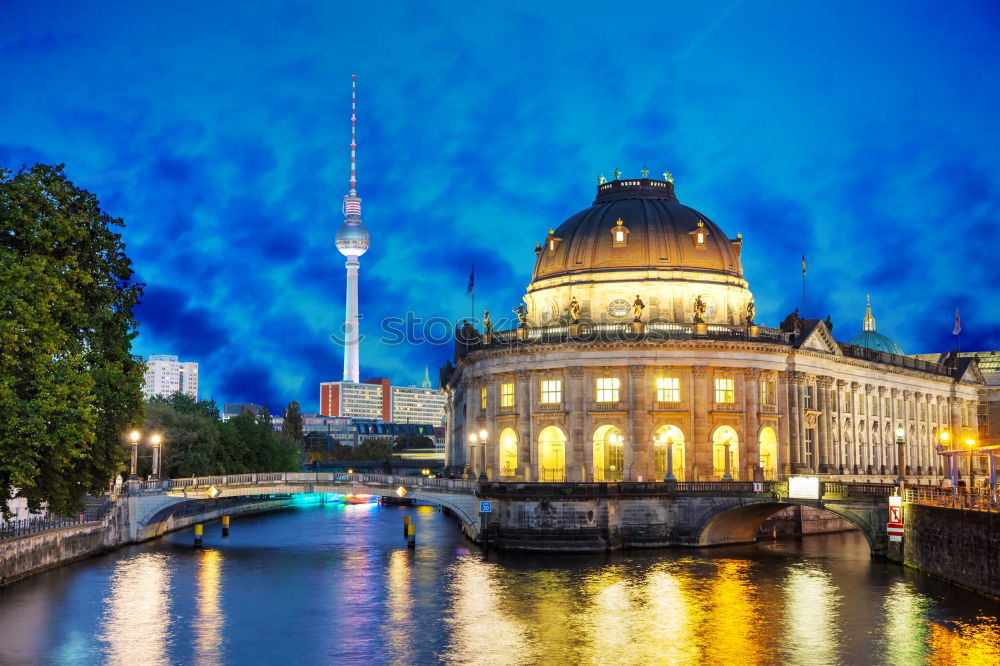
xmin=335 ymin=74 xmax=370 ymax=383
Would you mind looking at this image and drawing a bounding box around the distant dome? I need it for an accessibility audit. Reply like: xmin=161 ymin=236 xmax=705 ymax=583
xmin=847 ymin=297 xmax=904 ymax=355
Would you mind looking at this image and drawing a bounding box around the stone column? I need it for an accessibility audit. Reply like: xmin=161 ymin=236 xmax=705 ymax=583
xmin=913 ymin=391 xmax=924 ymax=475
xmin=628 ymin=365 xmax=650 ymax=481
xmin=692 ymin=366 xmax=709 ymax=481
xmin=777 ymin=371 xmax=793 ymax=477
xmin=817 ymin=376 xmax=834 ymax=473
xmin=744 ymin=368 xmax=761 ymax=479
xmin=462 ymin=378 xmax=475 ymax=478
xmin=568 ymin=366 xmax=586 ymax=482
xmin=787 ymin=371 xmax=804 ymax=473
xmin=515 ymin=369 xmax=533 ymax=481
xmin=443 ymin=390 xmax=455 ymax=471
xmin=836 ymin=380 xmax=847 ymax=471
xmin=487 ymin=376 xmax=499 ymax=480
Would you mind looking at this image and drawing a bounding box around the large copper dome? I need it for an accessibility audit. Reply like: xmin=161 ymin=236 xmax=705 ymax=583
xmin=524 ymin=177 xmax=752 ymax=325
xmin=532 ymin=178 xmax=743 ymax=281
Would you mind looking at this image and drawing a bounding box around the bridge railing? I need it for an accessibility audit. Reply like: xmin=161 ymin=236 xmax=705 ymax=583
xmin=904 ymin=486 xmax=999 ymax=513
xmin=125 ymin=472 xmax=480 ymax=496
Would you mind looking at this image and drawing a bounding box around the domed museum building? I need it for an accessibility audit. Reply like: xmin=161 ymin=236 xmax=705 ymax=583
xmin=442 ymin=175 xmax=983 ymax=483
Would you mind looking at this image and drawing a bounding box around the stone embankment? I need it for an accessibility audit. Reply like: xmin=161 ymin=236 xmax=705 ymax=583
xmin=0 ymin=496 xmax=294 ymax=588
xmin=898 ymin=503 xmax=1000 ymax=598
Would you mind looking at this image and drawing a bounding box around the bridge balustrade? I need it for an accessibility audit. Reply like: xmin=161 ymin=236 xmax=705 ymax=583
xmin=904 ymin=486 xmax=999 ymax=513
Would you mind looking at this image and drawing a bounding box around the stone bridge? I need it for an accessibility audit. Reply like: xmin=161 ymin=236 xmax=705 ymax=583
xmin=478 ymin=480 xmax=897 ymax=555
xmin=125 ymin=475 xmax=896 ymax=555
xmin=126 ymin=472 xmax=482 ymax=542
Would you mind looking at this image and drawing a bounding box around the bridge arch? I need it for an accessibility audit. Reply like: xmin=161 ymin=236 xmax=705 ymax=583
xmin=695 ymin=500 xmax=884 ymax=555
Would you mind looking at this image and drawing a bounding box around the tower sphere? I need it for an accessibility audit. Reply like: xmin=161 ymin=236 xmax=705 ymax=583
xmin=336 ymin=221 xmax=370 ymax=257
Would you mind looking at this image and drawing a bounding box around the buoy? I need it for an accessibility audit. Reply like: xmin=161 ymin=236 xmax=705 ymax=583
xmin=403 ymin=515 xmax=411 ymax=537
xmin=407 ymin=522 xmax=415 ymax=549
xmin=222 ymin=515 xmax=230 ymax=537
xmin=194 ymin=523 xmax=204 ymax=548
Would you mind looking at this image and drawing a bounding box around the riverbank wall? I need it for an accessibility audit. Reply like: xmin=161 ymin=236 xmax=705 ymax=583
xmin=898 ymin=504 xmax=1000 ymax=598
xmin=0 ymin=496 xmax=295 ymax=588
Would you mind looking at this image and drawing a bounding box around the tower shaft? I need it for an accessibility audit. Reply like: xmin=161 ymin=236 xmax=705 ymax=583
xmin=343 ymin=256 xmax=361 ymax=383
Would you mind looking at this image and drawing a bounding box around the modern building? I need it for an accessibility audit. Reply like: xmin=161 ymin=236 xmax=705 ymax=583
xmin=142 ymin=354 xmax=199 ymax=401
xmin=222 ymin=402 xmax=264 ymax=421
xmin=442 ymin=174 xmax=985 ymax=483
xmin=319 ymin=377 xmax=446 ymax=426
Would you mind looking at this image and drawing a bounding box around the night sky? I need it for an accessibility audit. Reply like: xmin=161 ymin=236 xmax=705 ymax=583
xmin=3 ymin=2 xmax=998 ymax=412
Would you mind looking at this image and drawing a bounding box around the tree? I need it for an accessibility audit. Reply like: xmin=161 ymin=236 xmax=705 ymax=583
xmin=282 ymin=400 xmax=303 ymax=443
xmin=0 ymin=165 xmax=144 ymax=518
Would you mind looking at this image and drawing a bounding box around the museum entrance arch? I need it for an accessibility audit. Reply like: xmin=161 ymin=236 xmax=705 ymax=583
xmin=592 ymin=425 xmax=624 ymax=482
xmin=653 ymin=425 xmax=685 ymax=481
xmin=538 ymin=426 xmax=566 ymax=482
xmin=712 ymin=425 xmax=739 ymax=480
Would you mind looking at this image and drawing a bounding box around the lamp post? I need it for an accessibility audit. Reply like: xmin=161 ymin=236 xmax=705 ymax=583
xmin=967 ymin=438 xmax=976 ymax=489
xmin=150 ymin=433 xmax=162 ymax=480
xmin=940 ymin=430 xmax=950 ymax=489
xmin=128 ymin=430 xmax=140 ymax=479
xmin=468 ymin=429 xmax=489 ymax=481
xmin=895 ymin=425 xmax=905 ymax=486
xmin=662 ymin=433 xmax=675 ymax=482
xmin=722 ymin=437 xmax=733 ymax=480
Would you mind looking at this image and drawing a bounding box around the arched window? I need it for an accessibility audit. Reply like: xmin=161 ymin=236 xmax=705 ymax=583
xmin=712 ymin=425 xmax=739 ymax=479
xmin=538 ymin=426 xmax=566 ymax=482
xmin=499 ymin=428 xmax=518 ymax=477
xmin=653 ymin=425 xmax=685 ymax=481
xmin=593 ymin=425 xmax=624 ymax=482
xmin=758 ymin=427 xmax=778 ymax=480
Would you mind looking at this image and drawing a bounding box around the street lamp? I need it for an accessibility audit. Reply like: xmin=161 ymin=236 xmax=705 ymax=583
xmin=967 ymin=438 xmax=976 ymax=489
xmin=661 ymin=433 xmax=675 ymax=482
xmin=469 ymin=429 xmax=489 ymax=481
xmin=895 ymin=425 xmax=905 ymax=486
xmin=128 ymin=430 xmax=141 ymax=479
xmin=150 ymin=433 xmax=163 ymax=480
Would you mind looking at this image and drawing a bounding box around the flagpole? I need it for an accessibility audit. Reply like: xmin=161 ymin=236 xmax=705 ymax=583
xmin=801 ymin=254 xmax=807 ymax=318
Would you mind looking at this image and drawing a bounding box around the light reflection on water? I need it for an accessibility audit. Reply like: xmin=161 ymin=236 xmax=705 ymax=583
xmin=1 ymin=504 xmax=999 ymax=665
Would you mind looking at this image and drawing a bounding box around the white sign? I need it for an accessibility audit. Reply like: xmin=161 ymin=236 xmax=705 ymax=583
xmin=753 ymin=482 xmax=763 ymax=493
xmin=480 ymin=501 xmax=493 ymax=513
xmin=788 ymin=476 xmax=820 ymax=500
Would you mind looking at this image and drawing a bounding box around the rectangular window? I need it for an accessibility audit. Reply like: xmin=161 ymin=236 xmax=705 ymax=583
xmin=596 ymin=377 xmax=620 ymax=403
xmin=656 ymin=377 xmax=680 ymax=403
xmin=871 ymin=396 xmax=878 ymax=413
xmin=805 ymin=429 xmax=815 ymax=456
xmin=540 ymin=380 xmax=562 ymax=404
xmin=501 ymin=382 xmax=514 ymax=408
xmin=803 ymin=386 xmax=813 ymax=409
xmin=714 ymin=377 xmax=735 ymax=404
xmin=761 ymin=380 xmax=774 ymax=406
xmin=481 ymin=385 xmax=487 ymax=410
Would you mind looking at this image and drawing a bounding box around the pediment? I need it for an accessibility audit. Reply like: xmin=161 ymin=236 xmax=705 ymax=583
xmin=796 ymin=321 xmax=841 ymax=355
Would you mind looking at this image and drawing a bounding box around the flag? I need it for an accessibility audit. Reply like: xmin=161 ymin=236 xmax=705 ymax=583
xmin=801 ymin=255 xmax=807 ymax=275
xmin=467 ymin=265 xmax=475 ymax=296
xmin=953 ymin=307 xmax=961 ymax=336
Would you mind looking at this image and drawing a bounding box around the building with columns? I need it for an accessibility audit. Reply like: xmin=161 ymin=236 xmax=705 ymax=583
xmin=442 ymin=175 xmax=984 ymax=482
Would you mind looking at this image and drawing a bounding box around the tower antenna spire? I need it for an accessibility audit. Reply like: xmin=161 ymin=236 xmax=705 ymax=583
xmin=350 ymin=73 xmax=357 ymax=197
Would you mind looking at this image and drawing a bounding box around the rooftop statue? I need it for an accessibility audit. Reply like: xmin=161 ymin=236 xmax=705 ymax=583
xmin=569 ymin=297 xmax=581 ymax=323
xmin=512 ymin=301 xmax=527 ymax=327
xmin=632 ymin=295 xmax=645 ymax=322
xmin=483 ymin=309 xmax=492 ymax=335
xmin=745 ymin=299 xmax=756 ymax=327
xmin=693 ymin=295 xmax=707 ymax=324
xmin=779 ymin=308 xmax=804 ymax=333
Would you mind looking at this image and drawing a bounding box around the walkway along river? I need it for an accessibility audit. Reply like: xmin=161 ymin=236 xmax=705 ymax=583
xmin=1 ymin=499 xmax=998 ymax=665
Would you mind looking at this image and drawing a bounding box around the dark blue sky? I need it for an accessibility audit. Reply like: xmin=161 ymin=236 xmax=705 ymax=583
xmin=3 ymin=2 xmax=999 ymax=412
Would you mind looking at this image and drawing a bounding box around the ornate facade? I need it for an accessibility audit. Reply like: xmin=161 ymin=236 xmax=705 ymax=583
xmin=443 ymin=177 xmax=984 ymax=483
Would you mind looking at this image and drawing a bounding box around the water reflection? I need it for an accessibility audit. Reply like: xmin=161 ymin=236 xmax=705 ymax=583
xmin=3 ymin=507 xmax=1000 ymax=665
xmin=99 ymin=553 xmax=172 ymax=666
xmin=782 ymin=564 xmax=841 ymax=666
xmin=194 ymin=549 xmax=224 ymax=666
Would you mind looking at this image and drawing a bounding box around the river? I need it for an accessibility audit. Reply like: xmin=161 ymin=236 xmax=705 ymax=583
xmin=1 ymin=499 xmax=998 ymax=665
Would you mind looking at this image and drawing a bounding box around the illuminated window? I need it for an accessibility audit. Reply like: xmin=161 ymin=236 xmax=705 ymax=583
xmin=761 ymin=380 xmax=774 ymax=406
xmin=714 ymin=378 xmax=735 ymax=404
xmin=501 ymin=382 xmax=514 ymax=408
xmin=480 ymin=386 xmax=487 ymax=410
xmin=596 ymin=377 xmax=620 ymax=402
xmin=540 ymin=380 xmax=562 ymax=404
xmin=610 ymin=218 xmax=629 ymax=247
xmin=691 ymin=220 xmax=709 ymax=249
xmin=656 ymin=377 xmax=680 ymax=403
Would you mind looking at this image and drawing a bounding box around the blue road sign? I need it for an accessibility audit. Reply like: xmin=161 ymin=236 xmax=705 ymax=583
xmin=480 ymin=501 xmax=492 ymax=513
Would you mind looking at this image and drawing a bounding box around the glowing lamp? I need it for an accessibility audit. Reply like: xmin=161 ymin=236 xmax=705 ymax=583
xmin=129 ymin=430 xmax=140 ymax=443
